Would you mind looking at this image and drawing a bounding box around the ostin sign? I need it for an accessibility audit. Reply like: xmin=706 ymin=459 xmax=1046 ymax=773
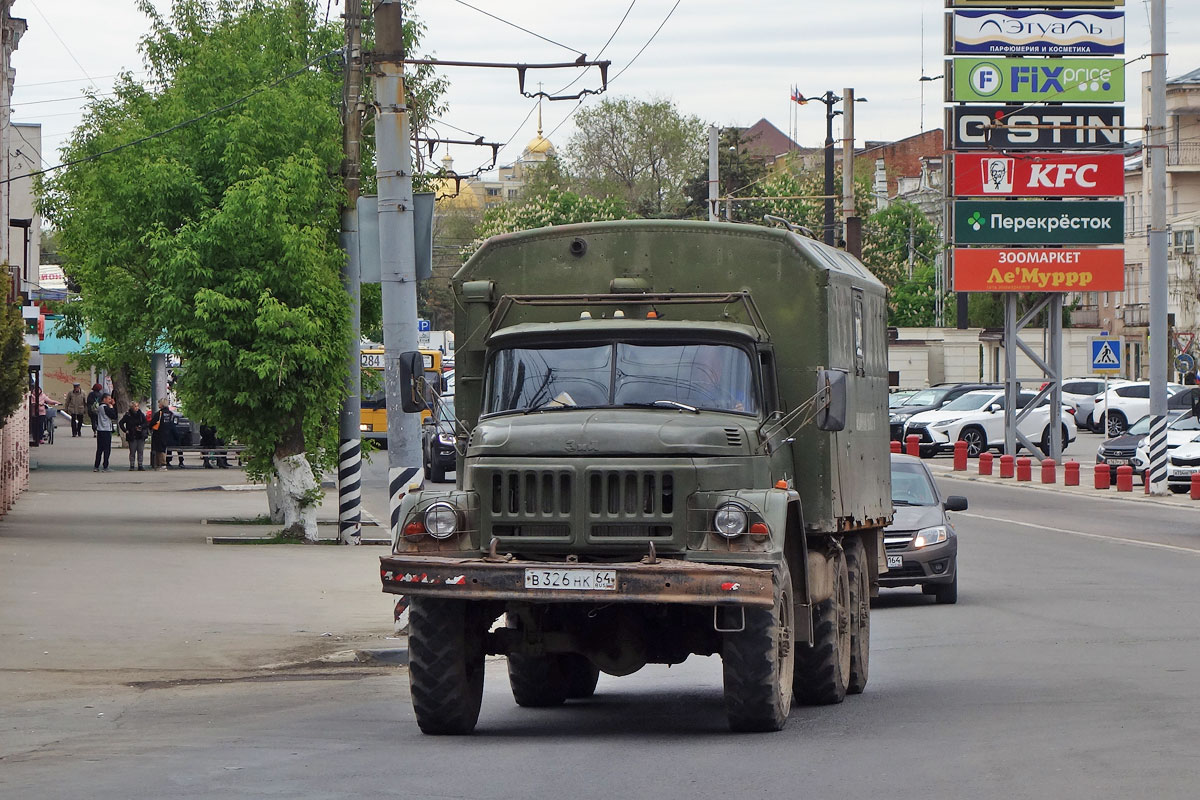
xmin=953 ymin=153 xmax=1123 ymax=197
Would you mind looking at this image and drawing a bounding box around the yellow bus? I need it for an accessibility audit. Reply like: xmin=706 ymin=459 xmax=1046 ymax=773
xmin=360 ymin=348 xmax=443 ymax=442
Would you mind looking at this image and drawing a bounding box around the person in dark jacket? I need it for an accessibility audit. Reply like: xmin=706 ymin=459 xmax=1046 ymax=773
xmin=93 ymin=394 xmax=118 ymax=472
xmin=200 ymin=424 xmax=229 ymax=469
xmin=85 ymin=383 xmax=103 ymax=436
xmin=119 ymin=400 xmax=149 ymax=471
xmin=149 ymin=399 xmax=174 ymax=471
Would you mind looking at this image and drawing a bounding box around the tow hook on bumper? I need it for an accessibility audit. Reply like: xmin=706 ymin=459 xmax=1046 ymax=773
xmin=379 ymin=554 xmax=775 ymax=607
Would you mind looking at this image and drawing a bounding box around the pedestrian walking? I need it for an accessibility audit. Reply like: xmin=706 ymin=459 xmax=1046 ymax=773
xmin=85 ymin=383 xmax=103 ymax=437
xmin=149 ymin=399 xmax=174 ymax=471
xmin=63 ymin=382 xmax=87 ymax=437
xmin=34 ymin=386 xmax=58 ymax=443
xmin=119 ymin=400 xmax=149 ymax=471
xmin=93 ymin=394 xmax=118 ymax=472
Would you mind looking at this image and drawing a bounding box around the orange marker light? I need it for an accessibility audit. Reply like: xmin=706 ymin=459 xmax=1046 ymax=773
xmin=749 ymin=522 xmax=769 ymax=535
xmin=403 ymin=521 xmax=426 ymax=536
xmin=774 ymin=480 xmax=788 ymax=489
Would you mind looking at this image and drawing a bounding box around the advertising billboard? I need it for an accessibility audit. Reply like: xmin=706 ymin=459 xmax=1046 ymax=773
xmin=954 ymin=248 xmax=1125 ymax=292
xmin=948 ymin=105 xmax=1125 ymax=150
xmin=953 ymin=57 xmax=1124 ymax=103
xmin=955 ymin=200 xmax=1124 ymax=245
xmin=953 ymin=153 xmax=1124 ymax=197
xmin=950 ymin=10 xmax=1124 ymax=56
xmin=948 ymin=0 xmax=1123 ymax=7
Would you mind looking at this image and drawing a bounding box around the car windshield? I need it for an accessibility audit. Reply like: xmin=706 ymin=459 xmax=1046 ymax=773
xmin=889 ymin=392 xmax=915 ymax=408
xmin=437 ymin=396 xmax=455 ymax=425
xmin=484 ymin=342 xmax=758 ymax=416
xmin=905 ymin=389 xmax=949 ymax=406
xmin=1169 ymin=412 xmax=1200 ymax=432
xmin=1127 ymin=416 xmax=1151 ymax=435
xmin=891 ymin=461 xmax=939 ymax=506
xmin=941 ymin=392 xmax=995 ymax=412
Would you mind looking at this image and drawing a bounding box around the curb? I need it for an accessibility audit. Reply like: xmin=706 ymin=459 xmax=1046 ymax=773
xmin=929 ymin=463 xmax=1197 ymax=509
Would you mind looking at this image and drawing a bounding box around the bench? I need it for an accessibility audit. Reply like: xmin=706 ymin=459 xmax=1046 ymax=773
xmin=156 ymin=444 xmax=247 ymax=468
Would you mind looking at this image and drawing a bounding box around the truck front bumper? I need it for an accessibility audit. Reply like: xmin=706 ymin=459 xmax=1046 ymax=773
xmin=380 ymin=554 xmax=775 ymax=608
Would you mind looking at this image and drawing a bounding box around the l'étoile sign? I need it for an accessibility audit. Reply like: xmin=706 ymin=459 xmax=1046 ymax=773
xmin=955 ymin=200 xmax=1123 ymax=245
xmin=948 ymin=1 xmax=1123 ymax=7
xmin=954 ymin=248 xmax=1124 ymax=292
xmin=953 ymin=153 xmax=1124 ymax=197
xmin=950 ymin=10 xmax=1125 ymax=57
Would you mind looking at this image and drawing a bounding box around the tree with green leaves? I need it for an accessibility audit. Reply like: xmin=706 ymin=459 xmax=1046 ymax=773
xmin=40 ymin=0 xmax=445 ymax=539
xmin=466 ymin=187 xmax=633 ymax=258
xmin=0 ymin=304 xmax=29 ymax=422
xmin=565 ymin=97 xmax=706 ymax=218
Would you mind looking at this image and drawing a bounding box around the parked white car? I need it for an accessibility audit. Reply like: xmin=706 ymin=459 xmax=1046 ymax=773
xmin=1092 ymin=381 xmax=1187 ymax=436
xmin=904 ymin=389 xmax=1076 ymax=458
xmin=1130 ymin=412 xmax=1200 ymax=478
xmin=1167 ymin=438 xmax=1200 ymax=493
xmin=1052 ymin=377 xmax=1129 ymax=431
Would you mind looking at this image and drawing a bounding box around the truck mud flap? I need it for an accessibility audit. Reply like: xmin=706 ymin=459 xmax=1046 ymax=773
xmin=380 ymin=555 xmax=775 ymax=608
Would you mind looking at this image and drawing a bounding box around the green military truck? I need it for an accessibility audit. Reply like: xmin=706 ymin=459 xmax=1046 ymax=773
xmin=381 ymin=219 xmax=892 ymax=734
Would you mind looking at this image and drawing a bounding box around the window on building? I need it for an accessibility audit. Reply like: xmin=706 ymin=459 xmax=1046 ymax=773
xmin=508 ymin=189 xmax=519 ymax=200
xmin=485 ymin=187 xmax=501 ymax=197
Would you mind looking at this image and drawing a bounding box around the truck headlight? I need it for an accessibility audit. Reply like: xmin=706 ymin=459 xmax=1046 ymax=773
xmin=914 ymin=525 xmax=948 ymax=548
xmin=713 ymin=503 xmax=748 ymax=538
xmin=423 ymin=502 xmax=459 ymax=539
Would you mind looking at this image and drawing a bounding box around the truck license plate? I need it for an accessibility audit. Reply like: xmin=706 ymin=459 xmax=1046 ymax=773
xmin=886 ymin=555 xmax=904 ymax=568
xmin=524 ymin=569 xmax=617 ymax=591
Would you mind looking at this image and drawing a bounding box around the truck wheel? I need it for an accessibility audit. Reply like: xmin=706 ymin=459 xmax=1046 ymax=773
xmin=844 ymin=537 xmax=870 ymax=695
xmin=794 ymin=547 xmax=850 ymax=705
xmin=933 ymin=571 xmax=958 ymax=605
xmin=408 ymin=597 xmax=486 ymax=735
xmin=958 ymin=427 xmax=986 ymax=458
xmin=721 ymin=561 xmax=794 ymax=732
xmin=508 ymin=654 xmax=569 ymax=707
xmin=561 ymin=654 xmax=601 ymax=699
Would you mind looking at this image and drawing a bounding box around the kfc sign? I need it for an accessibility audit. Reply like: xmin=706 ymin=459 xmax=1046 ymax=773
xmin=954 ymin=153 xmax=1124 ymax=197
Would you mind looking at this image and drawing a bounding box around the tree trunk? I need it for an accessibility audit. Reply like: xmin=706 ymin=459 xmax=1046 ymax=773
xmin=271 ymin=418 xmax=319 ymax=542
xmin=110 ymin=364 xmax=133 ymax=418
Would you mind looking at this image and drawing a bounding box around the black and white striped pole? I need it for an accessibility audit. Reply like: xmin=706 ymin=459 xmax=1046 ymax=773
xmin=1147 ymin=0 xmax=1169 ymax=495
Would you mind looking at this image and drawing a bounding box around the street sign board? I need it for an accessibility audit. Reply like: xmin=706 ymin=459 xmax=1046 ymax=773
xmin=1176 ymin=353 xmax=1196 ymax=374
xmin=955 ymin=200 xmax=1124 ymax=245
xmin=417 ymin=319 xmax=431 ymax=332
xmin=948 ymin=105 xmax=1125 ymax=150
xmin=953 ymin=153 xmax=1124 ymax=197
xmin=952 ymin=57 xmax=1124 ymax=103
xmin=954 ymin=248 xmax=1124 ymax=292
xmin=1090 ymin=337 xmax=1123 ymax=373
xmin=950 ymin=10 xmax=1125 ymax=57
xmin=948 ymin=0 xmax=1124 ymax=7
xmin=361 ymin=351 xmax=384 ymax=369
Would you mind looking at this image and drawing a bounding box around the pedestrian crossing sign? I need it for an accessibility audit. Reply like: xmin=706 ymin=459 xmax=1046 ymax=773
xmin=1090 ymin=337 xmax=1123 ymax=373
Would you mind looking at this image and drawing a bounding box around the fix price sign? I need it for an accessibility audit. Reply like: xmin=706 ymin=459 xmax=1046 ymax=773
xmin=953 ymin=153 xmax=1124 ymax=197
xmin=955 ymin=200 xmax=1123 ymax=245
xmin=954 ymin=248 xmax=1125 ymax=292
xmin=953 ymin=57 xmax=1124 ymax=103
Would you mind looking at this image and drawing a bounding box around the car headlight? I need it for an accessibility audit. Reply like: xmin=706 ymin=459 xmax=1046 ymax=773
xmin=914 ymin=525 xmax=948 ymax=548
xmin=890 ymin=412 xmax=911 ymax=423
xmin=931 ymin=417 xmax=961 ymax=428
xmin=423 ymin=502 xmax=459 ymax=539
xmin=437 ymin=432 xmax=455 ymax=446
xmin=713 ymin=503 xmax=748 ymax=538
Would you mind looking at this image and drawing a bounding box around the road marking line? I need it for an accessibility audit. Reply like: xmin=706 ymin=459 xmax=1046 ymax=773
xmin=959 ymin=512 xmax=1200 ymax=556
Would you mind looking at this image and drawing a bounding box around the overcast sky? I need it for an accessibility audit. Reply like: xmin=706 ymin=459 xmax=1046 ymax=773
xmin=10 ymin=0 xmax=1200 ymax=176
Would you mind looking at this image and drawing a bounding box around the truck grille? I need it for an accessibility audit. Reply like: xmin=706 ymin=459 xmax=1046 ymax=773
xmin=489 ymin=470 xmax=573 ymax=516
xmin=588 ymin=470 xmax=674 ymax=517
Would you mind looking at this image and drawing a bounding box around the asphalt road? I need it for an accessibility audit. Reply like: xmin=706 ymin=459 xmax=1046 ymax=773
xmin=6 ymin=473 xmax=1199 ymax=800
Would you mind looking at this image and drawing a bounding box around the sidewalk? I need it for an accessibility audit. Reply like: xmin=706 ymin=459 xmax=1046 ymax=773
xmin=925 ymin=454 xmax=1199 ymax=507
xmin=0 ymin=434 xmax=397 ymax=700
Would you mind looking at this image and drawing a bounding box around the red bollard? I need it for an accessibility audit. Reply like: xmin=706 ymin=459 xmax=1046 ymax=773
xmin=999 ymin=454 xmax=1015 ymax=478
xmin=1041 ymin=458 xmax=1057 ymax=484
xmin=1145 ymin=470 xmax=1151 ymax=494
xmin=1064 ymin=460 xmax=1080 ymax=486
xmin=890 ymin=439 xmax=901 ymax=454
xmin=953 ymin=440 xmax=968 ymax=471
xmin=1191 ymin=472 xmax=1200 ymax=500
xmin=905 ymin=434 xmax=920 ymax=457
xmin=979 ymin=452 xmax=994 ymax=476
xmin=1016 ymin=457 xmax=1032 ymax=482
xmin=1094 ymin=462 xmax=1111 ymax=490
xmin=1116 ymin=465 xmax=1133 ymax=492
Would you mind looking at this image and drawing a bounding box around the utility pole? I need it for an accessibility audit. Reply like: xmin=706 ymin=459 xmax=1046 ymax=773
xmin=841 ymin=87 xmax=860 ymax=257
xmin=1147 ymin=0 xmax=1169 ymax=494
xmin=337 ymin=0 xmax=364 ymax=544
xmin=822 ymin=91 xmax=840 ymax=246
xmin=375 ymin=0 xmax=423 ymax=533
xmin=708 ymin=124 xmax=718 ymax=222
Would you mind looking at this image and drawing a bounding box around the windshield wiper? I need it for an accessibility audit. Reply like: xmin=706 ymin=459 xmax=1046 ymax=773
xmin=892 ymin=499 xmax=913 ymax=506
xmin=621 ymin=400 xmax=700 ymax=414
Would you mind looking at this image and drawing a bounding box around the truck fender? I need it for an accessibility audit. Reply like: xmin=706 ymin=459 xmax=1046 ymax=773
xmin=805 ymin=538 xmax=844 ymax=606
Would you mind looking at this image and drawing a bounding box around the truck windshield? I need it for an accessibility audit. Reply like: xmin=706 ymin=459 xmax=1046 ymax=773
xmin=484 ymin=342 xmax=757 ymax=416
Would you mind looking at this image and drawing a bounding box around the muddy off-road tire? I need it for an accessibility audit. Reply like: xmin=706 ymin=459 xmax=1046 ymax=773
xmin=721 ymin=561 xmax=795 ymax=732
xmin=408 ymin=598 xmax=486 ymax=735
xmin=794 ymin=546 xmax=850 ymax=705
xmin=508 ymin=654 xmax=569 ymax=707
xmin=561 ymin=654 xmax=601 ymax=699
xmin=845 ymin=537 xmax=871 ymax=695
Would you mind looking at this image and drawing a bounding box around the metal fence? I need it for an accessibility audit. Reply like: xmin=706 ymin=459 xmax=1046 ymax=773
xmin=1 ymin=393 xmax=30 ymax=519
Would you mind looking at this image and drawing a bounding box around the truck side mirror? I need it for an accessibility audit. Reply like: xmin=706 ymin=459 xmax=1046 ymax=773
xmin=816 ymin=369 xmax=847 ymax=432
xmin=397 ymin=351 xmax=426 ymax=414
